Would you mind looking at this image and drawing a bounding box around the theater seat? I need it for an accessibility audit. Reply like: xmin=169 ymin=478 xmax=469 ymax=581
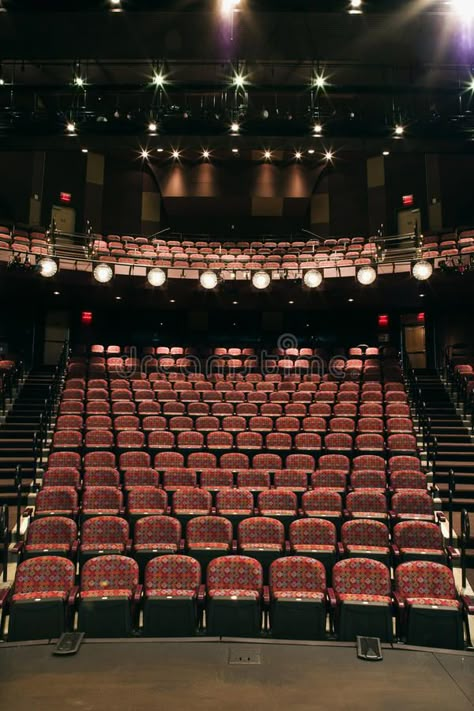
xmin=206 ymin=555 xmax=263 ymax=636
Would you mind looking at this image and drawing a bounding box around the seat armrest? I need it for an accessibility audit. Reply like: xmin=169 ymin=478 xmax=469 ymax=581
xmin=232 ymin=539 xmax=238 ymax=552
xmin=0 ymin=587 xmax=10 ymax=609
xmin=125 ymin=538 xmax=133 ymax=554
xmin=12 ymin=541 xmax=23 ymax=555
xmin=70 ymin=540 xmax=79 ymax=557
xmin=446 ymin=545 xmax=460 ymax=560
xmin=285 ymin=540 xmax=291 ymax=553
xmin=67 ymin=585 xmax=79 ymax=608
xmin=211 ymin=506 xmax=216 ymax=515
xmin=389 ymin=510 xmax=396 ymax=520
xmin=391 ymin=543 xmax=400 ymax=558
xmin=393 ymin=591 xmax=405 ymax=610
xmin=436 ymin=512 xmax=446 ymax=523
xmin=197 ymin=584 xmax=206 ymax=605
xmin=297 ymin=508 xmax=304 ymax=517
xmin=461 ymin=595 xmax=474 ymax=614
xmin=343 ymin=509 xmax=350 ymax=518
xmin=166 ymin=505 xmax=171 ymax=515
xmin=23 ymin=507 xmax=34 ymax=517
xmin=327 ymin=588 xmax=337 ymax=609
xmin=133 ymin=584 xmax=143 ymax=606
xmin=263 ymin=585 xmax=270 ymax=609
xmin=179 ymin=538 xmax=186 ymax=552
xmin=337 ymin=542 xmax=345 ymax=556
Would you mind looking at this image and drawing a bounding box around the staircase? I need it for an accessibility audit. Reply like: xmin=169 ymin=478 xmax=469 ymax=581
xmin=0 ymin=368 xmax=56 ymax=506
xmin=414 ymin=368 xmax=474 ymax=564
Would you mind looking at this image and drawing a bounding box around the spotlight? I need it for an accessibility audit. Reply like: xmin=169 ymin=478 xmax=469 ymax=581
xmin=313 ymin=123 xmax=323 ymax=135
xmin=147 ymin=267 xmax=167 ymax=287
xmin=231 ymin=122 xmax=240 ymax=133
xmin=412 ymin=260 xmax=433 ymax=281
xmin=66 ymin=122 xmax=76 ymax=133
xmin=93 ymin=263 xmax=113 ymax=283
xmin=313 ymin=73 xmax=327 ymax=90
xmin=303 ymin=269 xmax=323 ymax=288
xmin=252 ymin=271 xmax=271 ymax=290
xmin=263 ymin=150 xmax=271 ymax=160
xmin=172 ymin=149 xmax=180 ymax=159
xmin=357 ymin=265 xmax=377 ymax=285
xmin=148 ymin=121 xmax=157 ymax=133
xmin=295 ymin=151 xmax=302 ymax=160
xmin=324 ymin=150 xmax=334 ymax=162
xmin=220 ymin=0 xmax=240 ymax=16
xmin=74 ymin=76 xmax=85 ymax=88
xmin=38 ymin=257 xmax=58 ymax=278
xmin=0 ymin=79 xmax=4 ymax=86
xmin=394 ymin=124 xmax=405 ymax=136
xmin=232 ymin=147 xmax=239 ymax=154
xmin=152 ymin=72 xmax=166 ymax=88
xmin=53 ymin=291 xmax=60 ymax=296
xmin=81 ymin=148 xmax=88 ymax=153
xmin=157 ymin=148 xmax=164 ymax=153
xmin=200 ymin=270 xmax=218 ymax=290
xmin=140 ymin=149 xmax=150 ymax=159
xmin=202 ymin=149 xmax=210 ymax=159
xmin=308 ymin=149 xmax=315 ymax=154
xmin=232 ymin=72 xmax=247 ymax=89
xmin=382 ymin=150 xmax=390 ymax=156
xmin=469 ymin=76 xmax=474 ymax=92
xmin=451 ymin=0 xmax=474 ymax=21
xmin=349 ymin=0 xmax=362 ymax=12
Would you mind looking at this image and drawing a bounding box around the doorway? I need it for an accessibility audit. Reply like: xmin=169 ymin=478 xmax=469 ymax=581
xmin=51 ymin=205 xmax=76 ymax=234
xmin=404 ymin=324 xmax=426 ymax=369
xmin=398 ymin=208 xmax=421 ymax=237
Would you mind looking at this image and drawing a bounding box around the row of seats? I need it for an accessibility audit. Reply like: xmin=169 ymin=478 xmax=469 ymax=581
xmin=2 ymin=554 xmax=471 ymax=648
xmin=81 ymin=345 xmax=393 ymax=358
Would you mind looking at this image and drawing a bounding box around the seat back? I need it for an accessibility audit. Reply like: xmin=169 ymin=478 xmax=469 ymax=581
xmin=81 ymin=555 xmax=139 ymax=593
xmin=332 ymin=558 xmax=391 ymax=597
xmin=14 ymin=555 xmax=75 ymax=595
xmin=144 ymin=554 xmax=201 ymax=592
xmin=395 ymin=560 xmax=457 ymax=600
xmin=207 ymin=555 xmax=263 ymax=594
xmin=270 ymin=556 xmax=326 ymax=594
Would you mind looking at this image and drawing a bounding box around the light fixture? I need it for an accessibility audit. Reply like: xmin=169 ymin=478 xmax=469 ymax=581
xmin=115 ymin=296 xmax=122 ymax=301
xmin=169 ymin=299 xmax=175 ymax=303
xmin=357 ymin=265 xmax=377 ymax=285
xmin=450 ymin=0 xmax=474 ymax=21
xmin=232 ymin=300 xmax=238 ymax=305
xmin=295 ymin=151 xmax=302 ymax=160
xmin=148 ymin=121 xmax=158 ymax=133
xmin=66 ymin=122 xmax=76 ymax=133
xmin=157 ymin=147 xmax=164 ymax=153
xmin=348 ymin=298 xmax=354 ymax=303
xmin=303 ymin=269 xmax=323 ymax=288
xmin=200 ymin=270 xmax=218 ymax=290
xmin=313 ymin=73 xmax=327 ymax=90
xmin=140 ymin=149 xmax=150 ymax=159
xmin=288 ymin=300 xmax=294 ymax=305
xmin=382 ymin=150 xmax=390 ymax=156
xmin=0 ymin=78 xmax=4 ymax=86
xmin=230 ymin=122 xmax=240 ymax=133
xmin=263 ymin=150 xmax=271 ymax=160
xmin=152 ymin=72 xmax=166 ymax=88
xmin=232 ymin=72 xmax=247 ymax=89
xmin=220 ymin=0 xmax=241 ymax=16
xmin=232 ymin=147 xmax=239 ymax=154
xmin=147 ymin=267 xmax=167 ymax=287
xmin=93 ymin=263 xmax=113 ymax=283
xmin=38 ymin=257 xmax=58 ymax=278
xmin=313 ymin=123 xmax=323 ymax=135
xmin=172 ymin=149 xmax=180 ymax=159
xmin=412 ymin=260 xmax=433 ymax=281
xmin=53 ymin=291 xmax=60 ymax=296
xmin=324 ymin=150 xmax=334 ymax=161
xmin=74 ymin=76 xmax=85 ymax=88
xmin=202 ymin=149 xmax=210 ymax=159
xmin=308 ymin=148 xmax=315 ymax=155
xmin=81 ymin=148 xmax=88 ymax=153
xmin=349 ymin=0 xmax=362 ymax=12
xmin=252 ymin=271 xmax=271 ymax=290
xmin=468 ymin=76 xmax=474 ymax=92
xmin=394 ymin=124 xmax=405 ymax=137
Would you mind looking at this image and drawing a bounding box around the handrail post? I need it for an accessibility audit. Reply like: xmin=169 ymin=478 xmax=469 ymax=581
xmin=460 ymin=509 xmax=470 ymax=591
xmin=448 ymin=469 xmax=455 ymax=546
xmin=0 ymin=504 xmax=8 ymax=582
xmin=15 ymin=465 xmax=22 ymax=542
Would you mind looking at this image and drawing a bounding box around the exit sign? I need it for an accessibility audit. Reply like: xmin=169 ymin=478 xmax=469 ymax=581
xmin=402 ymin=194 xmax=414 ymax=206
xmin=60 ymin=192 xmax=72 ymax=203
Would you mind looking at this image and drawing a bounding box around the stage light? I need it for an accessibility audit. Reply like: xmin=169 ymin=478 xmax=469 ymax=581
xmin=412 ymin=260 xmax=433 ymax=281
xmin=38 ymin=257 xmax=58 ymax=278
xmin=172 ymin=149 xmax=180 ymax=159
xmin=295 ymin=151 xmax=302 ymax=160
xmin=264 ymin=150 xmax=271 ymax=160
xmin=200 ymin=270 xmax=218 ymax=290
xmin=232 ymin=72 xmax=247 ymax=89
xmin=220 ymin=0 xmax=240 ymax=16
xmin=147 ymin=267 xmax=167 ymax=287
xmin=231 ymin=122 xmax=240 ymax=133
xmin=357 ymin=265 xmax=377 ymax=285
xmin=81 ymin=148 xmax=88 ymax=153
xmin=308 ymin=148 xmax=315 ymax=154
xmin=232 ymin=147 xmax=239 ymax=154
xmin=0 ymin=78 xmax=4 ymax=86
xmin=394 ymin=124 xmax=405 ymax=136
xmin=152 ymin=72 xmax=166 ymax=88
xmin=157 ymin=147 xmax=164 ymax=153
xmin=450 ymin=0 xmax=474 ymax=21
xmin=93 ymin=263 xmax=113 ymax=284
xmin=383 ymin=150 xmax=390 ymax=156
xmin=313 ymin=73 xmax=327 ymax=90
xmin=74 ymin=76 xmax=85 ymax=88
xmin=313 ymin=123 xmax=323 ymax=135
xmin=148 ymin=121 xmax=157 ymax=133
xmin=252 ymin=271 xmax=271 ymax=290
xmin=202 ymin=149 xmax=210 ymax=159
xmin=324 ymin=150 xmax=334 ymax=162
xmin=303 ymin=269 xmax=323 ymax=289
xmin=140 ymin=149 xmax=150 ymax=159
xmin=66 ymin=122 xmax=76 ymax=133
xmin=349 ymin=0 xmax=362 ymax=12
xmin=53 ymin=291 xmax=60 ymax=296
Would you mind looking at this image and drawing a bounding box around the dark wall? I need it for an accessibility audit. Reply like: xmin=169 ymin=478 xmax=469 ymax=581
xmin=328 ymin=155 xmax=369 ymax=236
xmin=102 ymin=156 xmax=143 ymax=235
xmin=439 ymin=154 xmax=474 ymax=229
xmin=41 ymin=151 xmax=87 ymax=230
xmin=384 ymin=154 xmax=428 ymax=234
xmin=0 ymin=152 xmax=33 ymax=224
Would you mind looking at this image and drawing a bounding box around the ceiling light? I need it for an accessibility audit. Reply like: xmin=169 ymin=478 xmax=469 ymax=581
xmin=232 ymin=300 xmax=238 ymax=305
xmin=313 ymin=73 xmax=327 ymax=90
xmin=93 ymin=263 xmax=113 ymax=283
xmin=232 ymin=147 xmax=239 ymax=154
xmin=172 ymin=149 xmax=180 ymax=159
xmin=412 ymin=260 xmax=433 ymax=281
xmin=148 ymin=121 xmax=157 ymax=133
xmin=152 ymin=72 xmax=166 ymax=88
xmin=81 ymin=148 xmax=88 ymax=153
xmin=66 ymin=122 xmax=76 ymax=133
xmin=232 ymin=72 xmax=247 ymax=89
xmin=357 ymin=265 xmax=377 ymax=285
xmin=53 ymin=291 xmax=60 ymax=296
xmin=324 ymin=150 xmax=334 ymax=161
xmin=74 ymin=76 xmax=85 ymax=88
xmin=288 ymin=300 xmax=294 ymax=305
xmin=147 ymin=267 xmax=167 ymax=287
xmin=220 ymin=0 xmax=241 ymax=16
xmin=295 ymin=151 xmax=302 ymax=160
xmin=157 ymin=148 xmax=164 ymax=153
xmin=308 ymin=149 xmax=315 ymax=155
xmin=115 ymin=296 xmax=122 ymax=301
xmin=313 ymin=123 xmax=323 ymax=135
xmin=394 ymin=124 xmax=405 ymax=136
xmin=349 ymin=0 xmax=362 ymax=12
xmin=450 ymin=0 xmax=474 ymax=21
xmin=382 ymin=150 xmax=390 ymax=156
xmin=202 ymin=149 xmax=210 ymax=159
xmin=468 ymin=76 xmax=474 ymax=92
xmin=231 ymin=122 xmax=240 ymax=133
xmin=169 ymin=299 xmax=175 ymax=303
xmin=38 ymin=257 xmax=58 ymax=278
xmin=200 ymin=270 xmax=218 ymax=290
xmin=140 ymin=149 xmax=150 ymax=159
xmin=303 ymin=269 xmax=323 ymax=288
xmin=348 ymin=298 xmax=354 ymax=303
xmin=252 ymin=271 xmax=271 ymax=290
xmin=264 ymin=150 xmax=271 ymax=160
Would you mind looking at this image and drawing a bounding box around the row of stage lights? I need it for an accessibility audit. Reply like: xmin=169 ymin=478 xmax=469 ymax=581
xmin=35 ymin=257 xmax=434 ymax=288
xmin=139 ymin=147 xmax=335 ymax=162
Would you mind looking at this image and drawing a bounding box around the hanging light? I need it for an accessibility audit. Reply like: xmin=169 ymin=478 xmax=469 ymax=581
xmin=200 ymin=270 xmax=218 ymax=290
xmin=412 ymin=260 xmax=433 ymax=281
xmin=66 ymin=122 xmax=76 ymax=133
xmin=357 ymin=265 xmax=377 ymax=285
xmin=93 ymin=263 xmax=114 ymax=283
xmin=38 ymin=257 xmax=58 ymax=278
xmin=252 ymin=271 xmax=271 ymax=290
xmin=303 ymin=269 xmax=323 ymax=288
xmin=147 ymin=267 xmax=167 ymax=287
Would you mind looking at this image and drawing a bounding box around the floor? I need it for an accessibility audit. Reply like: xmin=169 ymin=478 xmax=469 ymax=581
xmin=1 ymin=639 xmax=473 ymax=711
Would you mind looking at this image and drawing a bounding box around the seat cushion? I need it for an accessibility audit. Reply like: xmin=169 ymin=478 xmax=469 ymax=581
xmin=25 ymin=543 xmax=71 ymax=553
xmin=273 ymin=590 xmax=325 ymax=602
xmin=337 ymin=593 xmax=391 ymax=605
xmin=80 ymin=589 xmax=132 ymax=600
xmin=346 ymin=545 xmax=389 ymax=555
xmin=188 ymin=542 xmax=230 ymax=551
xmin=241 ymin=543 xmax=283 ymax=551
xmin=406 ymin=597 xmax=461 ymax=610
xmin=292 ymin=544 xmax=335 ymax=553
xmin=80 ymin=543 xmax=125 ymax=553
xmin=146 ymin=588 xmax=197 ymax=599
xmin=134 ymin=543 xmax=178 ymax=553
xmin=401 ymin=547 xmax=444 ymax=557
xmin=12 ymin=590 xmax=67 ymax=602
xmin=209 ymin=588 xmax=260 ymax=600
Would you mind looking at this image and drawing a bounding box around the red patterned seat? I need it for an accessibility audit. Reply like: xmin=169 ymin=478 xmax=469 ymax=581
xmin=302 ymin=416 xmax=326 ymax=433
xmin=83 ymin=468 xmax=120 ymax=487
xmin=154 ymin=452 xmax=185 ymax=469
xmin=258 ymin=490 xmax=297 ymax=522
xmin=177 ymin=431 xmax=205 ymax=450
xmin=345 ymin=490 xmax=388 ymax=521
xmin=289 ymin=518 xmax=337 ymax=571
xmin=35 ymin=486 xmax=78 ymax=518
xmin=331 ymin=557 xmax=393 ymax=642
xmin=82 ymin=486 xmax=123 ymax=517
xmin=324 ymin=433 xmax=352 ymax=451
xmin=216 ymin=489 xmax=254 ymax=520
xmin=341 ymin=519 xmax=390 ymax=562
xmin=84 ymin=429 xmax=115 ymax=450
xmin=237 ymin=470 xmax=270 ymax=491
xmin=133 ymin=515 xmax=181 ymax=562
xmin=172 ymin=488 xmax=212 ymax=518
xmin=249 ymin=416 xmax=273 ymax=433
xmin=274 ymin=470 xmax=308 ymax=493
xmin=141 ymin=415 xmax=166 ymax=431
xmin=47 ymin=452 xmax=82 ymax=471
xmin=43 ymin=468 xmax=81 ymax=489
xmin=394 ymin=561 xmax=464 ymax=648
xmin=220 ymin=453 xmax=249 ymax=469
xmin=206 ymin=555 xmax=263 ymax=635
xmin=236 ymin=431 xmax=263 ymax=450
xmin=390 ymin=470 xmax=426 ymax=491
xmin=56 ymin=415 xmax=83 ymax=431
xmin=7 ymin=555 xmax=76 ymax=641
xmin=200 ymin=468 xmax=234 ymax=492
xmin=127 ymin=487 xmax=167 ymax=520
xmin=123 ymin=468 xmax=159 ymax=489
xmin=387 ymin=434 xmax=418 ymax=454
xmin=116 ymin=430 xmax=145 ymax=449
xmin=238 ymin=517 xmax=284 ymax=558
xmin=351 ymin=469 xmax=386 ymax=490
xmin=353 ymin=454 xmax=386 ymax=471
xmin=20 ymin=517 xmax=78 ymax=559
xmin=207 ymin=431 xmax=233 ymax=450
xmin=302 ymin=490 xmax=342 ymax=522
xmin=269 ymin=556 xmax=327 ymax=638
xmin=120 ymin=451 xmax=151 ymax=469
xmin=253 ymin=453 xmax=282 ymax=470
xmin=311 ymin=470 xmax=346 ymax=492
xmin=148 ymin=431 xmax=175 ymax=450
xmin=265 ymin=432 xmax=292 ymax=451
xmin=52 ymin=430 xmax=83 ymax=450
xmin=387 ymin=418 xmax=414 ymax=434
xmin=393 ymin=521 xmax=447 ymax=565
xmin=84 ymin=451 xmax=116 ymax=469
xmin=391 ymin=491 xmax=435 ymax=522
xmin=78 ymin=555 xmax=140 ymax=636
xmin=79 ymin=516 xmax=129 ymax=560
xmin=355 ymin=433 xmax=385 ymax=452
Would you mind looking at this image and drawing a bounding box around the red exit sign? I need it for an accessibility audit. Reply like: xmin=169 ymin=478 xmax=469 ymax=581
xmin=81 ymin=311 xmax=93 ymax=325
xmin=60 ymin=192 xmax=72 ymax=204
xmin=402 ymin=194 xmax=414 ymax=206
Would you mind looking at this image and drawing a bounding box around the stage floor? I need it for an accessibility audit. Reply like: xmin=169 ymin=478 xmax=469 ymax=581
xmin=1 ymin=639 xmax=473 ymax=711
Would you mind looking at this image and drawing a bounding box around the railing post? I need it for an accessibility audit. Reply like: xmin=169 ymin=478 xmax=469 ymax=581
xmin=460 ymin=509 xmax=470 ymax=590
xmin=15 ymin=465 xmax=22 ymax=542
xmin=448 ymin=469 xmax=455 ymax=546
xmin=0 ymin=504 xmax=8 ymax=582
